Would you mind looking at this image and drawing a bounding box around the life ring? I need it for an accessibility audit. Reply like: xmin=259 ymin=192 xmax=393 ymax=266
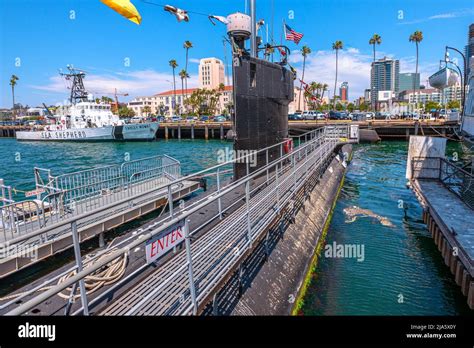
xmin=283 ymin=139 xmax=293 ymax=154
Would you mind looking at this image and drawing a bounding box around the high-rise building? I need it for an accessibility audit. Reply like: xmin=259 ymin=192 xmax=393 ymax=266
xmin=370 ymin=57 xmax=400 ymax=106
xmin=464 ymin=23 xmax=474 ymax=77
xmin=339 ymin=82 xmax=349 ymax=101
xmin=364 ymin=89 xmax=371 ymax=101
xmin=198 ymin=58 xmax=225 ymax=89
xmin=399 ymin=73 xmax=420 ymax=94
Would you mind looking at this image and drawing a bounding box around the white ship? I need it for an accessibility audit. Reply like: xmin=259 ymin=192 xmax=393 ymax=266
xmin=16 ymin=67 xmax=159 ymax=142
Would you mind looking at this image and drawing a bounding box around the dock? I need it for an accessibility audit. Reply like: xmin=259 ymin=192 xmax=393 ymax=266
xmin=1 ymin=119 xmax=458 ymax=140
xmin=1 ymin=125 xmax=359 ymax=316
xmin=408 ymin=137 xmax=474 ymax=309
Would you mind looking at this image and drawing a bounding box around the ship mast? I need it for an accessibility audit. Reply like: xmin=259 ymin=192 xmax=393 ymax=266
xmin=60 ymin=65 xmax=88 ymax=104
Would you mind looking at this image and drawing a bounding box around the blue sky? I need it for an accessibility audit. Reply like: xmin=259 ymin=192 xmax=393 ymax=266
xmin=1 ymin=0 xmax=473 ymax=107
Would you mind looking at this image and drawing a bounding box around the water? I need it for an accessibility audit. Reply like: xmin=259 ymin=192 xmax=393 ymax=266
xmin=0 ymin=138 xmax=232 ymax=193
xmin=302 ymin=141 xmax=472 ymax=315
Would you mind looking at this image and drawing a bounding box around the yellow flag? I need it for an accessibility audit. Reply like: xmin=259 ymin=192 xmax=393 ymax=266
xmin=101 ymin=0 xmax=142 ymax=25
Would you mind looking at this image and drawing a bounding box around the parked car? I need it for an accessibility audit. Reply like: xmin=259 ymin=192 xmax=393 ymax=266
xmin=351 ymin=113 xmax=366 ymax=121
xmin=288 ymin=113 xmax=303 ymax=120
xmin=171 ymin=116 xmax=181 ymax=122
xmin=303 ymin=110 xmax=324 ymax=120
xmin=185 ymin=116 xmax=195 ymax=123
xmin=214 ymin=116 xmax=227 ymax=122
xmin=199 ymin=115 xmax=210 ymax=122
xmin=130 ymin=116 xmax=143 ymax=124
xmin=364 ymin=112 xmax=374 ymax=120
xmin=314 ymin=111 xmax=325 ymax=120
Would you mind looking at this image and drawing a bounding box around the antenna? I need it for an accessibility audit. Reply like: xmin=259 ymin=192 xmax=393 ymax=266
xmin=59 ymin=65 xmax=88 ymax=104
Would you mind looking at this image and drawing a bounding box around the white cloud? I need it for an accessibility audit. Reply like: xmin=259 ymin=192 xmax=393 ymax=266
xmin=29 ymin=69 xmax=198 ymax=102
xmin=399 ymin=8 xmax=474 ymax=25
xmin=289 ymin=49 xmax=372 ymax=100
xmin=289 ymin=47 xmax=444 ymax=100
xmin=188 ymin=58 xmax=201 ymax=64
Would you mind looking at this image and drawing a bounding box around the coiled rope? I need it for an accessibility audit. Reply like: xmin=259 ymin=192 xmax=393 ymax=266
xmin=0 ymin=242 xmax=128 ymax=302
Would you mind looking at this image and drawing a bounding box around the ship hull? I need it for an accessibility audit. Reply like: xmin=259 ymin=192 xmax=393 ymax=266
xmin=15 ymin=123 xmax=159 ymax=142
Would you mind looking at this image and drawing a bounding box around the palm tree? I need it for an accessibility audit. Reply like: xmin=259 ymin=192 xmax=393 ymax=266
xmin=321 ymin=83 xmax=328 ymax=104
xmin=179 ymin=69 xmax=189 ymax=115
xmin=9 ymin=75 xmax=19 ymax=120
xmin=183 ymin=41 xmax=193 ymax=101
xmin=169 ymin=59 xmax=178 ymax=115
xmin=298 ymin=45 xmax=311 ymax=111
xmin=332 ymin=41 xmax=343 ymax=110
xmin=409 ymin=31 xmax=423 ymax=109
xmin=369 ymin=34 xmax=382 ymax=62
xmin=142 ymin=106 xmax=152 ymax=117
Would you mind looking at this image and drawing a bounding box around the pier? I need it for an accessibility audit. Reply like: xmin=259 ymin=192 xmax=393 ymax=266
xmin=408 ymin=136 xmax=474 ymax=309
xmin=0 ymin=119 xmax=458 ymax=141
xmin=0 ymin=125 xmax=359 ymax=316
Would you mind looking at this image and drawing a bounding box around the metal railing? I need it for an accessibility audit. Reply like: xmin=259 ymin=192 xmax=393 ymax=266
xmin=2 ymin=124 xmax=355 ymax=315
xmin=411 ymin=156 xmax=474 ymax=210
xmin=0 ymin=155 xmax=181 ymax=242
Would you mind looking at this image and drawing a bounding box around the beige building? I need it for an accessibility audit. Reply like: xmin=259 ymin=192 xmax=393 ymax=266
xmin=128 ymin=57 xmax=231 ymax=116
xmin=199 ymin=58 xmax=225 ymax=89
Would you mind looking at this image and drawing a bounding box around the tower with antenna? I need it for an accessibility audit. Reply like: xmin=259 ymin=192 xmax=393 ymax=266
xmin=60 ymin=65 xmax=89 ymax=104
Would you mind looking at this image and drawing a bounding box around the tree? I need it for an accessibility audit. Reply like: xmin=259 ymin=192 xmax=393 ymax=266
xmin=169 ymin=59 xmax=178 ymax=115
xmin=447 ymin=100 xmax=460 ymax=109
xmin=118 ymin=106 xmax=135 ymax=118
xmin=409 ymin=31 xmax=423 ymax=109
xmin=142 ymin=106 xmax=152 ymax=117
xmin=9 ymin=75 xmax=19 ymax=120
xmin=321 ymin=83 xmax=328 ymax=100
xmin=332 ymin=41 xmax=343 ymax=110
xmin=179 ymin=69 xmax=189 ymax=115
xmin=183 ymin=40 xmax=193 ymax=102
xmin=424 ymin=100 xmax=440 ymax=112
xmin=184 ymin=88 xmax=222 ymax=115
xmin=369 ymin=34 xmax=382 ymax=62
xmin=101 ymin=96 xmax=114 ymax=103
xmin=298 ymin=45 xmax=311 ymax=112
xmin=347 ymin=103 xmax=355 ymax=112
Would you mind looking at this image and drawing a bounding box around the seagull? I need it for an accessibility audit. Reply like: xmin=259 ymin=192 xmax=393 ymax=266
xmin=164 ymin=4 xmax=189 ymax=22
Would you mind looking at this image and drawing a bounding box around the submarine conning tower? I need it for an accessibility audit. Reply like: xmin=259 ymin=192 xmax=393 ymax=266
xmin=227 ymin=9 xmax=294 ymax=180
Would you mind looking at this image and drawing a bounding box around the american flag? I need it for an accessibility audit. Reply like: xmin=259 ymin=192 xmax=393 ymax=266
xmin=284 ymin=24 xmax=303 ymax=44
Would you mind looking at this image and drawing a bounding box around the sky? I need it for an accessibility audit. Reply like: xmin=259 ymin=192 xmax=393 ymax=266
xmin=0 ymin=0 xmax=473 ymax=108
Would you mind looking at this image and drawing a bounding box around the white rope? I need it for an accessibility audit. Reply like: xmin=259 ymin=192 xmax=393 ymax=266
xmin=0 ymin=244 xmax=128 ymax=302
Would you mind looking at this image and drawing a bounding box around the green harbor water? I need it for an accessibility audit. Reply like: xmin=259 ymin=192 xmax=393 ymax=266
xmin=301 ymin=141 xmax=472 ymax=315
xmin=0 ymin=138 xmax=471 ymax=314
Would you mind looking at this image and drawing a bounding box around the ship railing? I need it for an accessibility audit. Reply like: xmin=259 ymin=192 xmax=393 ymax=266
xmin=2 ymin=125 xmax=354 ymax=316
